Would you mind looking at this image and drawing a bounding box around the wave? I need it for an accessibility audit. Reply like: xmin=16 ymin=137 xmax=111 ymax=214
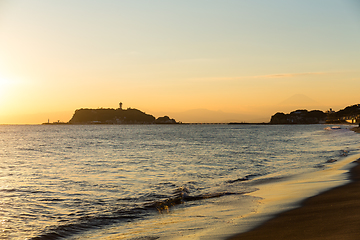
xmin=30 ymin=187 xmax=245 ymax=239
xmin=0 ymin=188 xmax=16 ymax=192
xmin=129 ymin=237 xmax=160 ymax=240
xmin=226 ymin=174 xmax=261 ymax=183
xmin=146 ymin=187 xmax=245 ymax=213
xmin=314 ymin=149 xmax=353 ymax=168
xmin=30 ymin=207 xmax=148 ymax=240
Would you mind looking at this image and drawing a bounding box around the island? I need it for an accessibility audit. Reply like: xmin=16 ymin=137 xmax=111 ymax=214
xmin=68 ymin=108 xmax=177 ymax=124
xmin=44 ymin=103 xmax=178 ymax=125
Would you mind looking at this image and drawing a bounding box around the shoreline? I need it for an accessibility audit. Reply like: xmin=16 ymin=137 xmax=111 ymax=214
xmin=227 ymin=142 xmax=360 ymax=239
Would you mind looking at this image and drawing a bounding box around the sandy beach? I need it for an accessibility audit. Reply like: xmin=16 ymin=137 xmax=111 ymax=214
xmin=227 ymin=129 xmax=360 ymax=240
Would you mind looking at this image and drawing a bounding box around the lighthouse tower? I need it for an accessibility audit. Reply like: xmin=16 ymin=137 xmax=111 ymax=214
xmin=119 ymin=102 xmax=123 ymax=110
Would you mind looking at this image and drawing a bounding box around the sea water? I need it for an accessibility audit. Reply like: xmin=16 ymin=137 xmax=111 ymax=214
xmin=0 ymin=124 xmax=359 ymax=239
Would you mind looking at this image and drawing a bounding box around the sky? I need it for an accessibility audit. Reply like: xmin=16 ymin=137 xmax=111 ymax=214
xmin=0 ymin=0 xmax=359 ymax=124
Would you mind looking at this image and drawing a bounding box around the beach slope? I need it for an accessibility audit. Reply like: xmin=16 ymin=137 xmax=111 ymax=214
xmin=228 ymin=159 xmax=360 ymax=240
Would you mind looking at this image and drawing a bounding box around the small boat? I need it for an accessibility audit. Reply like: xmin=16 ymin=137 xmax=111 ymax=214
xmin=324 ymin=126 xmax=341 ymax=130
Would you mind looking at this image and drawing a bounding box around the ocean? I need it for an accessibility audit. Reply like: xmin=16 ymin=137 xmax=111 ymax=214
xmin=0 ymin=124 xmax=359 ymax=240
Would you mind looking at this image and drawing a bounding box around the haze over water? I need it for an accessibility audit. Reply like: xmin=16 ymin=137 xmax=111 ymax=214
xmin=1 ymin=124 xmax=359 ymax=239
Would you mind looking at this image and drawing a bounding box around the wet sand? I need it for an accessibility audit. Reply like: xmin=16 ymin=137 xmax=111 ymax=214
xmin=227 ymin=158 xmax=360 ymax=240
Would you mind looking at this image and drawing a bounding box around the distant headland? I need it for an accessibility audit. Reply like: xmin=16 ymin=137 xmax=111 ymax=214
xmin=43 ymin=102 xmax=178 ymax=125
xmin=269 ymin=104 xmax=360 ymax=124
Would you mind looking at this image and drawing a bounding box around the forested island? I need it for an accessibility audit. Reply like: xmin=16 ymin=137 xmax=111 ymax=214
xmin=68 ymin=108 xmax=177 ymax=124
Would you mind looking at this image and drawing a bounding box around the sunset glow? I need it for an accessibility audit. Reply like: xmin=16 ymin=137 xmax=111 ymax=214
xmin=0 ymin=0 xmax=359 ymax=124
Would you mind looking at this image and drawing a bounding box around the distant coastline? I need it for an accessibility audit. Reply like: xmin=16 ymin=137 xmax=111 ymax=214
xmin=43 ymin=103 xmax=360 ymax=125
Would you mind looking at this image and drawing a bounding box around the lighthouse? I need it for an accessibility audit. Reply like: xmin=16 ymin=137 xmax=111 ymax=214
xmin=119 ymin=102 xmax=123 ymax=110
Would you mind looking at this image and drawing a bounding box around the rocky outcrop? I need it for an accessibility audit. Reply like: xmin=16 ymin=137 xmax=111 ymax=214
xmin=155 ymin=116 xmax=177 ymax=124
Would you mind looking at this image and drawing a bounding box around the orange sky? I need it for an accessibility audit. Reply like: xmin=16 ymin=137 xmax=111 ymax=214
xmin=0 ymin=1 xmax=359 ymax=124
